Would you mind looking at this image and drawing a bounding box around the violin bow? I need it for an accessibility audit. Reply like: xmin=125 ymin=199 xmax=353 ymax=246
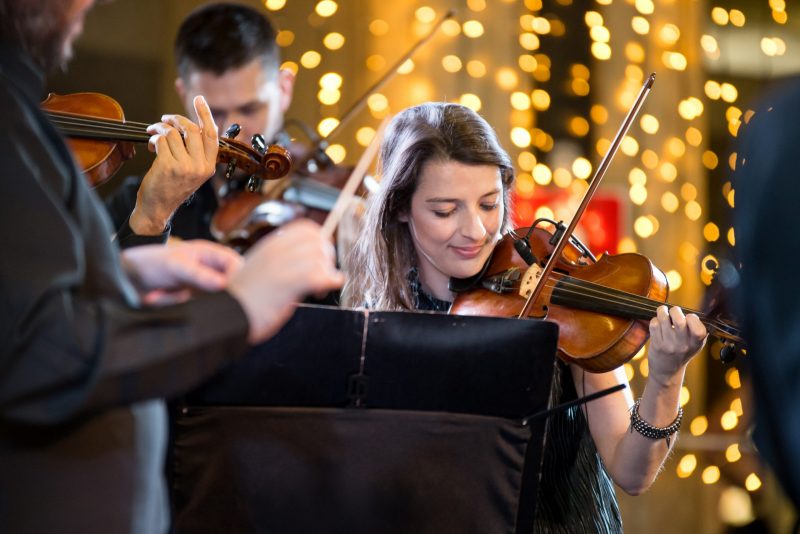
xmin=519 ymin=73 xmax=657 ymax=319
xmin=321 ymin=115 xmax=390 ymax=240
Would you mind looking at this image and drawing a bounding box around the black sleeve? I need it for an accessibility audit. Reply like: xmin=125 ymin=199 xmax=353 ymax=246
xmin=0 ymin=86 xmax=251 ymax=427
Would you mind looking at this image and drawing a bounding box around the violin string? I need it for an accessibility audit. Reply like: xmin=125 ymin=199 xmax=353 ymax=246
xmin=513 ymin=272 xmax=741 ymax=341
xmin=47 ymin=112 xmax=243 ymax=152
xmin=45 ymin=110 xmax=153 ymax=129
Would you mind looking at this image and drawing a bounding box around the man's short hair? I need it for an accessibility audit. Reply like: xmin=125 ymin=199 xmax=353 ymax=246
xmin=175 ymin=2 xmax=280 ymax=80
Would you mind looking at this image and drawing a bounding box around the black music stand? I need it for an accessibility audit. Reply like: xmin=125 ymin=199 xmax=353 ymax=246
xmin=170 ymin=304 xmax=559 ymax=534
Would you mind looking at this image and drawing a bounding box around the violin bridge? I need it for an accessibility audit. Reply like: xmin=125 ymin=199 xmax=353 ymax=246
xmin=519 ymin=265 xmax=544 ymax=299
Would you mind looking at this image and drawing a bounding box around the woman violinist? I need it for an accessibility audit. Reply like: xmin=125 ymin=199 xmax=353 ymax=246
xmin=342 ymin=102 xmax=707 ymax=531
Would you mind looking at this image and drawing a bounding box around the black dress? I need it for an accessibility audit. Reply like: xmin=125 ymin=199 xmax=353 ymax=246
xmin=410 ymin=269 xmax=623 ymax=533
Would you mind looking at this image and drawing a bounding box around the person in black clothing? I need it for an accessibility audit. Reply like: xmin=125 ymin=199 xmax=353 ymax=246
xmin=341 ymin=102 xmax=708 ymax=532
xmin=0 ymin=1 xmax=343 ymax=532
xmin=734 ymin=76 xmax=800 ymax=510
xmin=106 ymin=2 xmax=296 ymax=242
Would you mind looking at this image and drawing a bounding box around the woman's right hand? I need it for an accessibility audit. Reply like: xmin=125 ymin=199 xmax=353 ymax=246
xmin=227 ymin=219 xmax=345 ymax=344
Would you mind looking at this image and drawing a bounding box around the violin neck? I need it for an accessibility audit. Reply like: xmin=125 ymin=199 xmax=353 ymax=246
xmin=46 ymin=111 xmax=151 ymax=143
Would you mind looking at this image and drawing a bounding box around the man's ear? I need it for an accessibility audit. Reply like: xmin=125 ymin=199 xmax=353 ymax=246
xmin=278 ymin=68 xmax=295 ymax=113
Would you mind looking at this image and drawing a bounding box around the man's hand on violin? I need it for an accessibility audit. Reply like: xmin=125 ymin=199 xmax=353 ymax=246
xmin=121 ymin=239 xmax=243 ymax=305
xmin=129 ymin=95 xmax=219 ymax=235
xmin=646 ymin=305 xmax=708 ymax=387
xmin=227 ymin=219 xmax=345 ymax=344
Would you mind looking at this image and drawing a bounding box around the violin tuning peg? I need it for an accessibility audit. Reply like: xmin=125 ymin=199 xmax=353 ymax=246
xmin=246 ymin=175 xmax=262 ymax=193
xmin=251 ymin=134 xmax=266 ymax=154
xmin=224 ymin=160 xmax=237 ymax=181
xmin=719 ymin=343 xmax=737 ymax=364
xmin=224 ymin=123 xmax=241 ymax=139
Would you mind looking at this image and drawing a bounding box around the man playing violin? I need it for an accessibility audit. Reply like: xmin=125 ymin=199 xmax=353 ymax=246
xmin=106 ymin=2 xmax=297 ymax=243
xmin=342 ymin=102 xmax=708 ymax=531
xmin=0 ymin=0 xmax=343 ymax=532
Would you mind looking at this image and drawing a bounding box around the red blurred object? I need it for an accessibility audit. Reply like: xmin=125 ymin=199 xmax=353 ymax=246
xmin=511 ymin=188 xmax=623 ymax=256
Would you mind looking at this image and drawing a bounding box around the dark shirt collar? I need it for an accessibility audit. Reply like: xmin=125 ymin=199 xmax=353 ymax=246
xmin=0 ymin=40 xmax=45 ymax=101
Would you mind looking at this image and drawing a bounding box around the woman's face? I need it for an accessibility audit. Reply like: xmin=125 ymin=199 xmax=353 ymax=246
xmin=401 ymin=159 xmax=504 ymax=298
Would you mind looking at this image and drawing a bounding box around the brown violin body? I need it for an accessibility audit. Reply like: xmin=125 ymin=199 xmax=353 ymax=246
xmin=41 ymin=92 xmax=136 ymax=187
xmin=451 ymin=227 xmax=669 ymax=373
xmin=41 ymin=92 xmax=292 ymax=188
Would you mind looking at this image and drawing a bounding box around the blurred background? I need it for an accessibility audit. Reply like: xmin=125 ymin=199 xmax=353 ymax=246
xmin=51 ymin=0 xmax=798 ymax=531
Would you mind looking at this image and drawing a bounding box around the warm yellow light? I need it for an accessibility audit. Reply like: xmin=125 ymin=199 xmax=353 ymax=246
xmin=317 ymin=89 xmax=340 ymax=105
xmin=624 ymin=363 xmax=635 ymax=381
xmin=721 ymin=410 xmax=739 ymax=430
xmin=317 ymin=117 xmax=340 ymax=137
xmin=701 ymin=34 xmax=719 ymax=53
xmin=553 ymin=168 xmax=572 ymax=188
xmin=629 ymin=184 xmax=647 ymax=205
xmin=366 ymin=54 xmax=385 ymax=72
xmin=640 ymin=114 xmax=659 ymax=134
xmin=661 ymin=192 xmax=679 ymax=213
xmin=518 ymin=152 xmax=536 ymax=171
xmin=369 ymin=19 xmax=389 ymax=36
xmin=526 ymin=0 xmax=543 ymax=11
xmin=265 ymin=0 xmax=287 ymax=10
xmin=441 ymin=55 xmax=463 ymax=73
xmin=355 ymin=127 xmax=375 ymax=147
xmin=325 ymin=143 xmax=345 ymax=164
xmin=323 ymin=32 xmax=345 ymax=50
xmin=679 ymin=241 xmax=699 ymax=263
xmin=618 ymin=237 xmax=637 ymax=253
xmin=659 ymin=24 xmax=681 ymax=46
xmin=280 ymin=61 xmax=298 ymax=75
xmin=703 ymin=222 xmax=720 ymax=242
xmin=726 ymin=443 xmax=742 ymax=463
xmin=590 ymin=26 xmax=611 ymax=43
xmin=467 ymin=0 xmax=486 ymax=11
xmin=774 ymin=37 xmax=787 ymax=56
xmin=702 ymin=466 xmax=721 ymax=484
xmin=495 ymin=68 xmax=519 ymax=90
xmin=396 ymin=59 xmax=415 ymax=74
xmin=571 ymin=78 xmax=590 ymax=96
xmin=629 ymin=167 xmax=647 ymax=185
xmin=685 ymin=200 xmax=702 ymax=221
xmin=721 ymin=83 xmax=738 ymax=103
xmin=621 ymin=136 xmax=639 ymax=157
xmin=634 ymin=216 xmax=654 ymax=238
xmin=367 ymin=93 xmax=388 ymax=112
xmin=459 ymin=93 xmax=482 ymax=111
xmin=634 ymin=0 xmax=654 ymax=15
xmin=519 ymin=32 xmax=541 ymax=51
xmin=663 ymin=51 xmax=688 ymax=71
xmin=572 ymin=157 xmax=592 ymax=179
xmin=520 ymin=14 xmax=535 ymax=31
xmin=535 ymin=206 xmax=554 ymax=221
xmin=679 ymin=386 xmax=690 ymax=406
xmin=641 ymin=149 xmax=659 ymax=170
xmin=519 ymin=54 xmax=538 ymax=72
xmin=596 ymin=138 xmax=611 ymax=156
xmin=731 ymin=398 xmax=743 ymax=416
xmin=585 ymin=11 xmax=604 ymax=27
xmin=463 ymin=20 xmax=485 ymax=38
xmin=681 ymin=183 xmax=697 ymax=202
xmin=625 ymin=42 xmax=645 ymax=63
xmin=515 ymin=173 xmax=535 ymax=198
xmin=441 ymin=19 xmax=461 ymax=36
xmin=726 ymin=368 xmax=742 ymax=389
xmin=728 ymin=227 xmax=736 ymax=245
xmin=745 ymin=473 xmax=762 ymax=492
xmin=705 ymin=80 xmax=721 ymax=100
xmin=711 ymin=7 xmax=729 ymax=25
xmin=276 ymin=30 xmax=294 ymax=47
xmin=686 ymin=127 xmax=703 ymax=147
xmin=315 ymin=0 xmax=338 ymax=17
xmin=466 ymin=60 xmax=487 ymax=78
xmin=510 ymin=92 xmax=531 ymax=110
xmin=773 ymin=10 xmax=788 ymax=24
xmin=300 ymin=51 xmax=322 ymax=69
xmin=590 ymin=105 xmax=608 ymax=125
xmin=533 ymin=17 xmax=551 ymax=34
xmin=729 ymin=152 xmax=738 ymax=171
xmin=677 ymin=454 xmax=697 ymax=478
xmin=666 ymin=137 xmax=686 ymax=158
xmin=702 ymin=150 xmax=719 ymax=170
xmin=666 ymin=269 xmax=683 ymax=291
xmin=319 ymin=72 xmax=343 ymax=90
xmin=415 ymin=6 xmax=436 ymax=23
xmin=510 ymin=127 xmax=532 ymax=148
xmin=591 ymin=42 xmax=612 ymax=60
xmin=659 ymin=162 xmax=677 ymax=182
xmin=729 ymin=9 xmax=746 ymax=27
xmin=761 ymin=37 xmax=778 ymax=56
xmin=532 ymin=163 xmax=552 ymax=185
xmin=631 ymin=16 xmax=650 ymax=35
xmin=531 ymin=89 xmax=551 ymax=111
xmin=569 ymin=117 xmax=590 ymax=137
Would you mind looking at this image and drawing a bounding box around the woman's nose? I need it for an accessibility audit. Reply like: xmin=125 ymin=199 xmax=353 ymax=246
xmin=460 ymin=209 xmax=488 ymax=241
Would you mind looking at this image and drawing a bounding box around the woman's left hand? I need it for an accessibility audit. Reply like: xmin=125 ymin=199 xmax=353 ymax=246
xmin=646 ymin=305 xmax=707 ymax=385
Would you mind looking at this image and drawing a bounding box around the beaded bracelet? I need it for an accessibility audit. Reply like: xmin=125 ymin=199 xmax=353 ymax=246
xmin=629 ymin=398 xmax=683 ymax=447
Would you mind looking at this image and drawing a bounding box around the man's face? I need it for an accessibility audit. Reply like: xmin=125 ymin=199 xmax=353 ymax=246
xmin=175 ymin=59 xmax=294 ymax=144
xmin=60 ymin=0 xmax=95 ymax=63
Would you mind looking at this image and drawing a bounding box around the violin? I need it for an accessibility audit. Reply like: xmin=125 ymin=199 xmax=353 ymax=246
xmin=450 ymin=223 xmax=744 ymax=373
xmin=41 ymin=92 xmax=292 ymax=187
